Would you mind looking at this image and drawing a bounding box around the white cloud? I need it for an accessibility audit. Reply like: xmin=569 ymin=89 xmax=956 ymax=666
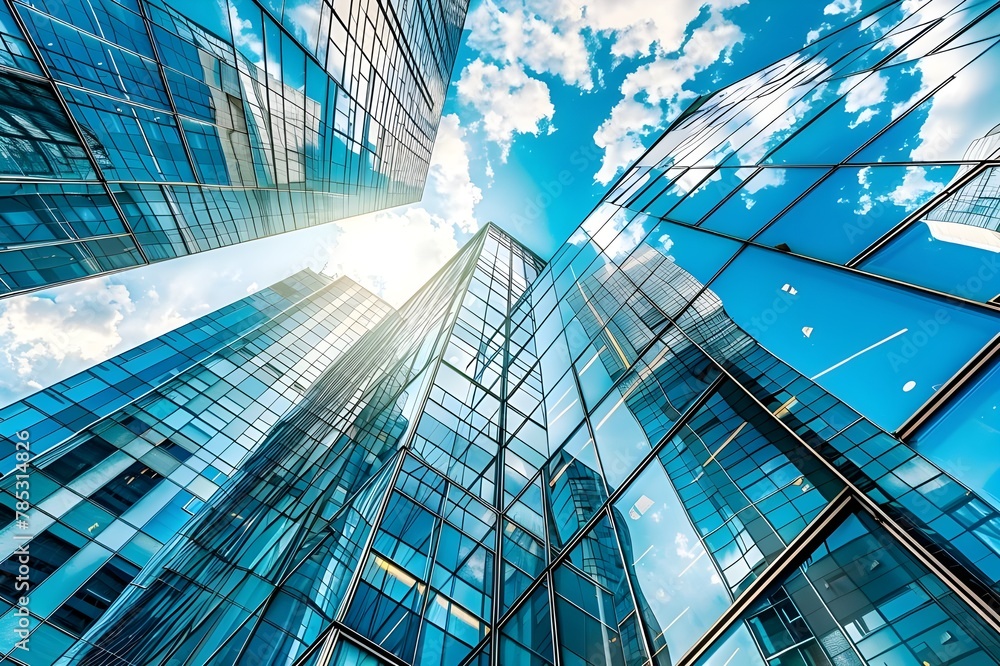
xmin=466 ymin=0 xmax=593 ymax=90
xmin=849 ymin=107 xmax=878 ymax=128
xmin=745 ymin=168 xmax=787 ymax=195
xmin=618 ymin=47 xmax=826 ymax=190
xmin=222 ymin=0 xmax=263 ymax=63
xmin=572 ymin=202 xmax=622 ymax=246
xmin=593 ymin=98 xmax=665 ymax=185
xmin=0 ymin=280 xmax=134 ymax=401
xmin=585 ymin=0 xmax=739 ymax=60
xmin=907 ymin=46 xmax=1000 ymax=161
xmin=425 ymin=114 xmax=483 ymax=234
xmin=858 ymin=166 xmax=872 ymax=188
xmin=594 ymin=12 xmax=746 ymax=184
xmin=284 ymin=2 xmax=322 ymax=51
xmin=0 ymin=251 xmax=304 ymax=405
xmin=823 ymin=0 xmax=862 ymax=16
xmin=806 ymin=22 xmax=832 ymax=44
xmin=470 ymin=0 xmax=750 ymax=78
xmin=464 ymin=0 xmax=749 ymax=165
xmin=854 ymin=193 xmax=874 ymax=216
xmin=1 ymin=282 xmax=133 ymax=364
xmin=717 ymin=57 xmax=829 ymax=166
xmin=888 ymin=166 xmax=943 ymax=209
xmin=457 ymin=60 xmax=555 ymax=161
xmin=838 ymin=71 xmax=887 ymax=128
xmin=840 ymin=71 xmax=887 ymax=114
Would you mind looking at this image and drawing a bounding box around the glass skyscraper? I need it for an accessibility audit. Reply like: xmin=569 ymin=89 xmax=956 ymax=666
xmin=0 ymin=270 xmax=388 ymax=471
xmin=0 ymin=0 xmax=469 ymax=298
xmin=5 ymin=0 xmax=1000 ymax=665
xmin=0 ymin=270 xmax=391 ymax=662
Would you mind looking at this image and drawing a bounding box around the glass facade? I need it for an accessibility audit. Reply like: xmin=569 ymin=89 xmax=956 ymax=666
xmin=0 ymin=269 xmax=370 ymax=470
xmin=4 ymin=0 xmax=1000 ymax=664
xmin=0 ymin=269 xmax=390 ymax=662
xmin=0 ymin=0 xmax=469 ymax=297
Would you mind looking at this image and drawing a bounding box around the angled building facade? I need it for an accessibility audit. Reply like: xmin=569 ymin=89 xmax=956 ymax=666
xmin=0 ymin=269 xmax=386 ymax=471
xmin=498 ymin=0 xmax=1000 ymax=662
xmin=0 ymin=270 xmax=391 ymax=661
xmin=0 ymin=0 xmax=469 ymax=298
xmin=5 ymin=0 xmax=1000 ymax=665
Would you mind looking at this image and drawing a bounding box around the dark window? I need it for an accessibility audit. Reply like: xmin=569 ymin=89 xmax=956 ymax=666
xmin=121 ymin=414 xmax=151 ymax=435
xmin=42 ymin=435 xmax=117 ymax=484
xmin=89 ymin=461 xmax=163 ymax=516
xmin=49 ymin=557 xmax=139 ymax=635
xmin=155 ymin=438 xmax=193 ymax=462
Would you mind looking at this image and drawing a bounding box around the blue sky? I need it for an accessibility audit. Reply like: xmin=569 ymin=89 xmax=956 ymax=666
xmin=0 ymin=0 xmax=884 ymax=405
xmin=457 ymin=0 xmax=880 ymax=255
